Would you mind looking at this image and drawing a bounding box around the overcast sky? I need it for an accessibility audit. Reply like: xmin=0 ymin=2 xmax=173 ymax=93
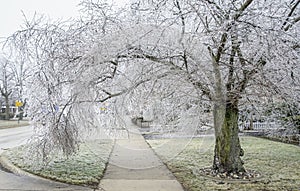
xmin=0 ymin=0 xmax=128 ymax=39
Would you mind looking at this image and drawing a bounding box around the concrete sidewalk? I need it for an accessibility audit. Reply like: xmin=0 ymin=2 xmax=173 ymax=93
xmin=98 ymin=119 xmax=184 ymax=191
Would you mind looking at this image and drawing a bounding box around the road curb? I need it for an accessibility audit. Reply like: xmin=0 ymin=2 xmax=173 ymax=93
xmin=0 ymin=154 xmax=49 ymax=181
xmin=0 ymin=154 xmax=95 ymax=191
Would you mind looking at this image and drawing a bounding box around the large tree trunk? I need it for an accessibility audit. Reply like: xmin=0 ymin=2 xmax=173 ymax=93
xmin=213 ymin=101 xmax=245 ymax=173
xmin=4 ymin=95 xmax=10 ymax=120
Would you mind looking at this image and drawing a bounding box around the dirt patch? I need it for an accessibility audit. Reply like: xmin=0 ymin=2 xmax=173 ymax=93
xmin=196 ymin=167 xmax=262 ymax=183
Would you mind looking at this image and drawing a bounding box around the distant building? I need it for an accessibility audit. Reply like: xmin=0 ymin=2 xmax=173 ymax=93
xmin=1 ymin=105 xmax=19 ymax=114
xmin=0 ymin=98 xmax=22 ymax=117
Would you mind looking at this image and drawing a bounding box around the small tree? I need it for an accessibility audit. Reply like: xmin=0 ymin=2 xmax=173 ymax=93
xmin=11 ymin=58 xmax=30 ymax=120
xmin=0 ymin=56 xmax=14 ymax=120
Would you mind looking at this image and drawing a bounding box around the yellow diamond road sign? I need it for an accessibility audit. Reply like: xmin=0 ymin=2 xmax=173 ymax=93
xmin=100 ymin=107 xmax=106 ymax=111
xmin=15 ymin=101 xmax=23 ymax=107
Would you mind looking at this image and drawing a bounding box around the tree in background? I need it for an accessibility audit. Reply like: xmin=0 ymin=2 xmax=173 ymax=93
xmin=10 ymin=58 xmax=30 ymax=120
xmin=0 ymin=56 xmax=14 ymax=120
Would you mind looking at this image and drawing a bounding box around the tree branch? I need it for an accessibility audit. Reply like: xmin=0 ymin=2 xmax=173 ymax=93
xmin=282 ymin=0 xmax=300 ymax=31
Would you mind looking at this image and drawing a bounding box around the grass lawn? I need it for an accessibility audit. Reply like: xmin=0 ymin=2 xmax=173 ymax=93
xmin=147 ymin=136 xmax=300 ymax=191
xmin=0 ymin=120 xmax=29 ymax=129
xmin=4 ymin=139 xmax=114 ymax=188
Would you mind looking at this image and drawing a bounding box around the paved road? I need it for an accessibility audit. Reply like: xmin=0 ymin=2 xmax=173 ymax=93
xmin=0 ymin=126 xmax=33 ymax=154
xmin=0 ymin=126 xmax=93 ymax=191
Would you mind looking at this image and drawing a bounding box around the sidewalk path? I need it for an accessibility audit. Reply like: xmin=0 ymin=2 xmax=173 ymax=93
xmin=99 ymin=118 xmax=184 ymax=191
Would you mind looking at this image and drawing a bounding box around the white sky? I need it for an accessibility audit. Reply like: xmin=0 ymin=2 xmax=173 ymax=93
xmin=0 ymin=0 xmax=128 ymax=39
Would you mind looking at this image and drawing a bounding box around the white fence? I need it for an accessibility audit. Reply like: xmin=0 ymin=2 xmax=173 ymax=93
xmin=239 ymin=122 xmax=279 ymax=131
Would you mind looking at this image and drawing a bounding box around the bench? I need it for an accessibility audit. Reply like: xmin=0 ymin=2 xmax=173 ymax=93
xmin=132 ymin=117 xmax=152 ymax=128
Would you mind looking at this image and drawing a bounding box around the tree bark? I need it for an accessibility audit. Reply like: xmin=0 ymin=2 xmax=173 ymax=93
xmin=213 ymin=101 xmax=245 ymax=173
xmin=4 ymin=95 xmax=10 ymax=120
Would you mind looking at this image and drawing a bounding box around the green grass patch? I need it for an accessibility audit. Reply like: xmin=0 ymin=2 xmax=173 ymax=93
xmin=147 ymin=136 xmax=300 ymax=191
xmin=0 ymin=120 xmax=29 ymax=129
xmin=5 ymin=139 xmax=114 ymax=187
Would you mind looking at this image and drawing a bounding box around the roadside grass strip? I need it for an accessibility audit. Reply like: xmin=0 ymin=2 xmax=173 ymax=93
xmin=0 ymin=120 xmax=29 ymax=129
xmin=5 ymin=139 xmax=114 ymax=187
xmin=147 ymin=136 xmax=300 ymax=191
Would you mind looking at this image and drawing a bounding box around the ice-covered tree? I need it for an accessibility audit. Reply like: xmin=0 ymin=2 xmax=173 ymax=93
xmin=4 ymin=9 xmax=127 ymax=157
xmin=118 ymin=0 xmax=300 ymax=173
xmin=5 ymin=0 xmax=299 ymax=175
